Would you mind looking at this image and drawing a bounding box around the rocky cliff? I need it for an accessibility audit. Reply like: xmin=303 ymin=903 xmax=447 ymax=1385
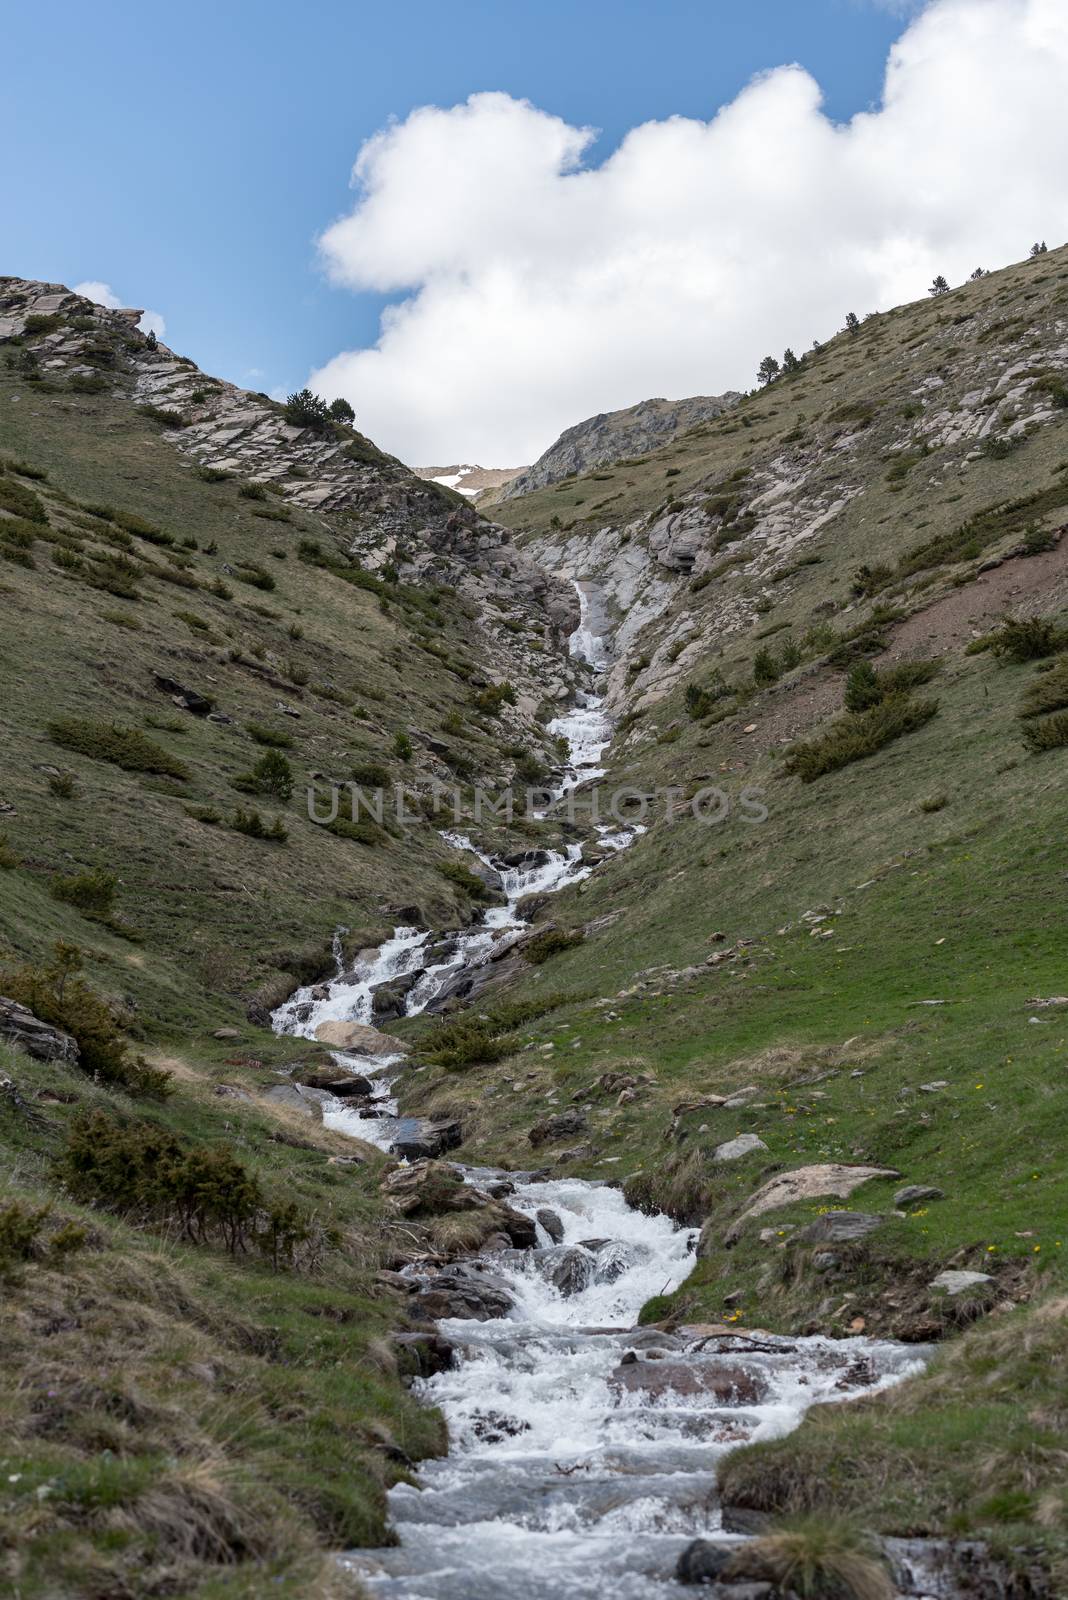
xmin=495 ymin=391 xmax=742 ymax=501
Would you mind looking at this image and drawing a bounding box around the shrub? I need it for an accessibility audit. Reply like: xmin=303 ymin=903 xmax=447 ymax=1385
xmin=988 ymin=615 xmax=1067 ymax=663
xmin=138 ymin=403 xmax=185 ymax=427
xmin=524 ymin=927 xmax=584 ymax=964
xmin=1022 ymin=712 xmax=1068 ymax=754
xmin=785 ymin=696 xmax=939 ymax=782
xmin=980 ymin=434 xmax=1024 ymax=461
xmin=350 ymin=759 xmax=390 ymax=787
xmin=0 ymin=832 xmax=17 ymax=869
xmin=246 ymin=721 xmax=295 ymax=749
xmin=0 ymin=471 xmax=48 ymax=523
xmin=52 ymin=545 xmax=82 ymax=572
xmin=234 ymin=563 xmax=275 ymax=591
xmin=231 ymin=808 xmax=288 ymax=842
xmin=472 ymin=682 xmax=517 ymax=716
xmin=727 ymin=1517 xmax=893 ymax=1600
xmin=392 ymin=731 xmax=413 ymax=761
xmin=47 ymin=717 xmax=188 ymax=779
xmin=50 ymin=867 xmax=118 ymax=920
xmin=850 ymin=563 xmax=892 ymax=598
xmin=233 ymin=750 xmax=294 ymax=801
xmin=85 ymin=553 xmax=142 ymax=600
xmin=2 ymin=943 xmax=171 ymax=1096
xmin=440 ymin=860 xmax=493 ymax=900
xmin=1020 ymin=657 xmax=1068 ymax=719
xmin=844 ymin=661 xmax=881 ymax=711
xmin=442 ymin=710 xmax=464 ymax=736
xmin=68 ymin=373 xmax=109 ymax=394
xmin=238 ymin=481 xmax=267 ymax=500
xmin=58 ymin=1110 xmax=267 ymax=1252
xmin=328 ymin=397 xmax=355 ymax=424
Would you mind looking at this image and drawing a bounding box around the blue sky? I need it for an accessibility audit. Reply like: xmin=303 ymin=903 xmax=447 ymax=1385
xmin=3 ymin=1 xmax=907 ymax=404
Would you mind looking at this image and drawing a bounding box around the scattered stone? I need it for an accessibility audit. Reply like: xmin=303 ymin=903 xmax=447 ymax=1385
xmin=410 ymin=1263 xmax=515 ymax=1321
xmin=529 ymin=1109 xmax=588 ymax=1147
xmin=895 ymin=1185 xmax=945 ymax=1209
xmin=537 ymin=1245 xmax=596 ymax=1297
xmin=713 ymin=1134 xmax=768 ymax=1163
xmin=297 ymin=1069 xmax=375 ymax=1097
xmin=0 ymin=997 xmax=79 ymax=1066
xmin=929 ymin=1270 xmax=994 ymax=1296
xmin=212 ymin=1027 xmax=242 ymax=1040
xmin=795 ymin=1211 xmax=883 ymax=1245
xmin=918 ymin=1080 xmax=950 ymax=1093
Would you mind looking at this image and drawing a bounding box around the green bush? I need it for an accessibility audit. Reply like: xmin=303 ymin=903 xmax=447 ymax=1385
xmin=60 ymin=1110 xmax=313 ymax=1265
xmin=850 ymin=563 xmax=893 ymax=598
xmin=439 ymin=860 xmax=493 ymax=900
xmin=1022 ymin=712 xmax=1068 ymax=754
xmin=988 ymin=615 xmax=1067 ymax=663
xmin=413 ymin=1019 xmax=517 ymax=1072
xmin=233 ymin=750 xmax=294 ymax=801
xmin=47 ymin=717 xmax=188 ymax=779
xmin=524 ymin=927 xmax=584 ymax=964
xmin=231 ymin=808 xmax=288 ymax=842
xmin=0 ymin=471 xmax=48 ymax=523
xmin=844 ymin=661 xmax=881 ymax=712
xmin=138 ymin=403 xmax=185 ymax=428
xmin=284 ymin=388 xmax=332 ymax=431
xmin=1019 ymin=657 xmax=1068 ymax=719
xmin=0 ymin=832 xmax=18 ymax=869
xmin=472 ymin=682 xmax=517 ymax=715
xmin=238 ymin=481 xmax=267 ymax=500
xmin=350 ymin=759 xmax=390 ymax=787
xmin=234 ymin=563 xmax=276 ymax=591
xmin=50 ymin=867 xmax=118 ymax=920
xmin=2 ymin=943 xmax=171 ymax=1097
xmin=0 ymin=1201 xmax=86 ymax=1277
xmin=785 ymin=696 xmax=939 ymax=783
xmin=246 ymin=721 xmax=295 ymax=749
xmin=392 ymin=731 xmax=413 ymax=761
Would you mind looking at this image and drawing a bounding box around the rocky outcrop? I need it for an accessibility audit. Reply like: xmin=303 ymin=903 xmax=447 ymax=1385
xmin=0 ymin=998 xmax=79 ymax=1066
xmin=722 ymin=1164 xmax=900 ymax=1244
xmin=499 ymin=393 xmax=741 ymax=500
xmin=313 ymin=1020 xmax=407 ymax=1055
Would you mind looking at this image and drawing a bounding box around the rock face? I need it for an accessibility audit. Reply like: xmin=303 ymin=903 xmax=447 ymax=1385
xmin=795 ymin=1211 xmax=884 ymax=1245
xmin=499 ymin=393 xmax=741 ymax=500
xmin=262 ymin=1083 xmax=323 ymax=1120
xmin=313 ymin=1020 xmax=407 ymax=1055
xmin=0 ymin=997 xmax=79 ymax=1066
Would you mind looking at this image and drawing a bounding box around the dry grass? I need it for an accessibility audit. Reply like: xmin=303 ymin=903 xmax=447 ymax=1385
xmin=728 ymin=1517 xmax=894 ymax=1600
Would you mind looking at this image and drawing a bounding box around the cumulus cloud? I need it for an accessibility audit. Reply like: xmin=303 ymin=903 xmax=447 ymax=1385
xmin=74 ymin=280 xmax=166 ymax=341
xmin=312 ymin=0 xmax=1068 ymax=465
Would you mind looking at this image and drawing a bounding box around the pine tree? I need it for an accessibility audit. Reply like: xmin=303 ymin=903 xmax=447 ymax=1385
xmin=284 ymin=388 xmax=331 ymax=431
xmin=844 ymin=312 xmax=860 ymax=335
xmin=328 ymin=397 xmax=355 ymax=424
xmin=757 ymin=355 xmax=780 ymax=387
xmin=969 ymin=267 xmax=987 ymax=280
xmin=782 ymin=347 xmax=801 ymax=373
xmin=1030 ymin=241 xmax=1048 ymax=257
xmin=928 ymin=275 xmax=950 ymax=296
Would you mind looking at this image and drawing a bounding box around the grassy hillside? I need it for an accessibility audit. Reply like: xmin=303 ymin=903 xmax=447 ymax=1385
xmin=396 ymin=249 xmax=1068 ymax=1584
xmin=0 ymin=279 xmax=579 ymax=1597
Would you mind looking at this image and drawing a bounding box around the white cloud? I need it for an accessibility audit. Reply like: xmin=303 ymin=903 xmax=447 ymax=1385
xmin=312 ymin=0 xmax=1068 ymax=466
xmin=74 ymin=280 xmax=166 ymax=341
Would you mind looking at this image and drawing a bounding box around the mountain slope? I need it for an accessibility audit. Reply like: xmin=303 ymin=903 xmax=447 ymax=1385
xmin=393 ymin=247 xmax=1068 ymax=1586
xmin=493 ymin=391 xmax=742 ymax=502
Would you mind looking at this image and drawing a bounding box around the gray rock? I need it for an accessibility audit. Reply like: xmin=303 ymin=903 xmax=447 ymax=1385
xmin=929 ymin=1269 xmax=994 ymax=1296
xmin=410 ymin=1263 xmax=515 ymax=1321
xmin=262 ymin=1083 xmax=323 ymax=1120
xmin=895 ymin=1185 xmax=945 ymax=1209
xmin=713 ymin=1133 xmax=768 ymax=1163
xmin=391 ymin=1118 xmax=463 ymax=1160
xmin=795 ymin=1211 xmax=883 ymax=1245
xmin=0 ymin=997 xmax=79 ymax=1066
xmin=537 ymin=1245 xmax=596 ymax=1297
xmin=536 ymin=1206 xmax=565 ymax=1243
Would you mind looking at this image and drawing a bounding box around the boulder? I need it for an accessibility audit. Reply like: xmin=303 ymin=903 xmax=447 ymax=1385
xmin=609 ymin=1358 xmax=770 ymax=1406
xmin=675 ymin=1539 xmax=735 ymax=1586
xmin=0 ymin=997 xmax=79 ymax=1066
xmin=895 ymin=1185 xmax=945 ymax=1209
xmin=536 ymin=1206 xmax=565 ymax=1243
xmin=371 ymin=971 xmax=423 ymax=1022
xmin=410 ymin=1263 xmax=515 ymax=1321
xmin=498 ymin=1204 xmax=538 ymax=1249
xmin=713 ymin=1134 xmax=769 ymax=1163
xmin=529 ymin=1110 xmax=588 ymax=1148
xmin=381 ymin=1159 xmax=469 ymax=1216
xmin=297 ymin=1068 xmax=375 ymax=1097
xmin=795 ymin=1211 xmax=883 ymax=1246
xmin=537 ymin=1245 xmax=596 ymax=1297
xmin=153 ymin=671 xmax=212 ymax=715
xmin=725 ymin=1163 xmax=900 ymax=1243
xmin=314 ymin=1019 xmax=407 ymax=1055
xmin=262 ymin=1083 xmax=323 ymax=1121
xmin=391 ymin=1117 xmax=463 ymax=1160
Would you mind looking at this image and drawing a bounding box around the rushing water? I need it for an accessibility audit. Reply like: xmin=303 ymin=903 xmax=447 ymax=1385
xmin=272 ymin=585 xmax=932 ymax=1597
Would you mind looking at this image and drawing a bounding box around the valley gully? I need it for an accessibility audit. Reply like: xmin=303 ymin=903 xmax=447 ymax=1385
xmin=273 ymin=586 xmax=930 ymax=1598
